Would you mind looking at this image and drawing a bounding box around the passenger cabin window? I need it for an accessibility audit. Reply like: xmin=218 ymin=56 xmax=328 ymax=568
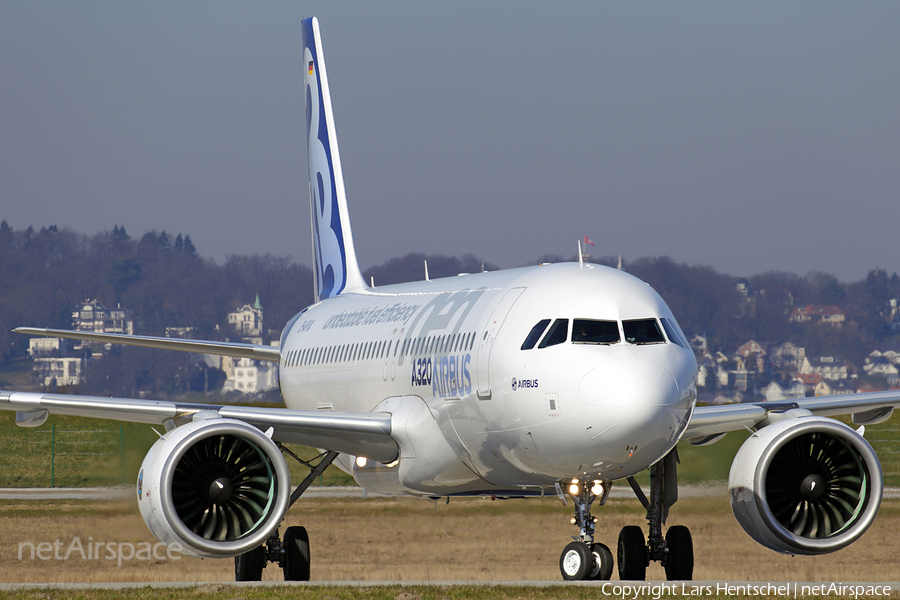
xmin=538 ymin=319 xmax=569 ymax=348
xmin=623 ymin=318 xmax=665 ymax=345
xmin=573 ymin=319 xmax=620 ymax=344
xmin=521 ymin=319 xmax=551 ymax=350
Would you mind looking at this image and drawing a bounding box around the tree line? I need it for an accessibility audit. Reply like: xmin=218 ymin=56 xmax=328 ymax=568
xmin=2 ymin=220 xmax=899 ymax=396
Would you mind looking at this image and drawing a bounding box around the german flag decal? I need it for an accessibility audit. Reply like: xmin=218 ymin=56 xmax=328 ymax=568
xmin=308 ymin=61 xmax=314 ymax=76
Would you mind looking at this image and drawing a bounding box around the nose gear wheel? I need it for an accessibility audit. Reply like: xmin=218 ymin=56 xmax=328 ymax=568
xmin=557 ymin=479 xmax=613 ymax=581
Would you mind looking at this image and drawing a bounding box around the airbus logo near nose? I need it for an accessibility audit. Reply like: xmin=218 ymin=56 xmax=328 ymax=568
xmin=511 ymin=377 xmax=538 ymax=391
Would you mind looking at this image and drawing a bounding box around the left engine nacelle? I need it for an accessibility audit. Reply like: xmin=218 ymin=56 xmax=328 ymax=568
xmin=137 ymin=418 xmax=291 ymax=558
xmin=729 ymin=414 xmax=882 ymax=555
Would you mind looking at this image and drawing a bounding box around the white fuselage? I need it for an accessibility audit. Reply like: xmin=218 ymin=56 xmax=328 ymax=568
xmin=278 ymin=262 xmax=697 ymax=495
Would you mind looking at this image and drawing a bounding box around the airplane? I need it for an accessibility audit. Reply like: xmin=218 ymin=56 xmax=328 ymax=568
xmin=2 ymin=16 xmax=899 ymax=582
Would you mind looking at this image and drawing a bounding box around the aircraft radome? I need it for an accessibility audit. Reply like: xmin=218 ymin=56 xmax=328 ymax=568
xmin=3 ymin=17 xmax=899 ymax=582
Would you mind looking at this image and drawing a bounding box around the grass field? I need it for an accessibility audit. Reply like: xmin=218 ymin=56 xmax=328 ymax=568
xmin=1 ymin=493 xmax=899 ymax=585
xmin=0 ymin=413 xmax=355 ymax=488
xmin=2 ymin=410 xmax=898 ymax=489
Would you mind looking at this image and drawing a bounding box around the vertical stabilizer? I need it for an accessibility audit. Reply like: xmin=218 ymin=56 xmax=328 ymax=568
xmin=302 ymin=17 xmax=367 ymax=302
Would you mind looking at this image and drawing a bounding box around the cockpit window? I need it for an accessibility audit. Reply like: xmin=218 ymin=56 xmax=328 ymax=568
xmin=572 ymin=319 xmax=620 ymax=344
xmin=622 ymin=318 xmax=665 ymax=345
xmin=521 ymin=319 xmax=551 ymax=350
xmin=538 ymin=318 xmax=569 ymax=348
xmin=660 ymin=317 xmax=688 ymax=349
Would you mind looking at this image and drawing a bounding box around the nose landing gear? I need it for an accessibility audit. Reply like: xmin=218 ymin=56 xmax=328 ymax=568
xmin=557 ymin=479 xmax=613 ymax=580
xmin=557 ymin=449 xmax=693 ymax=582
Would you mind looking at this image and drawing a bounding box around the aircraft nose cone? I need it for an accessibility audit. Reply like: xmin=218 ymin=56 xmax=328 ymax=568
xmin=577 ymin=353 xmax=690 ymax=469
xmin=578 ymin=356 xmax=677 ymax=408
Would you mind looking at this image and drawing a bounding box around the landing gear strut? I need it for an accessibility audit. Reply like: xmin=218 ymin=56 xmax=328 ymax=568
xmin=623 ymin=448 xmax=693 ymax=581
xmin=233 ymin=449 xmax=339 ymax=582
xmin=557 ymin=479 xmax=613 ymax=581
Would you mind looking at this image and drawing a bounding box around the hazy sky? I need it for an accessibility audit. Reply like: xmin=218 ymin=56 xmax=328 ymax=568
xmin=2 ymin=2 xmax=899 ymax=282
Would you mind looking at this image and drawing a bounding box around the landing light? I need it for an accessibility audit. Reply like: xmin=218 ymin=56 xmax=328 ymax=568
xmin=591 ymin=481 xmax=604 ymax=496
xmin=568 ymin=483 xmax=579 ymax=495
xmin=355 ymin=456 xmax=368 ymax=468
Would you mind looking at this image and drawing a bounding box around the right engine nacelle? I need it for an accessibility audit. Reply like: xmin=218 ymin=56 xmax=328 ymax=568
xmin=729 ymin=414 xmax=882 ymax=555
xmin=137 ymin=417 xmax=291 ymax=558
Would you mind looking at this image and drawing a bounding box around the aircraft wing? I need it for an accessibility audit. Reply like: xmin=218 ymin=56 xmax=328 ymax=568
xmin=14 ymin=327 xmax=281 ymax=362
xmin=0 ymin=391 xmax=398 ymax=463
xmin=685 ymin=389 xmax=900 ymax=442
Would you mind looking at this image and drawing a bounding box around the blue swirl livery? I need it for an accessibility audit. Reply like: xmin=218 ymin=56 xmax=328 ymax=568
xmin=302 ymin=17 xmax=366 ymax=301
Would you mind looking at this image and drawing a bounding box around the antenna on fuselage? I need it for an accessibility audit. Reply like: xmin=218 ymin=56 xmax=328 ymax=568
xmin=424 ymin=260 xmax=430 ymax=282
xmin=370 ymin=276 xmax=375 ymax=288
xmin=577 ymin=240 xmax=583 ymax=267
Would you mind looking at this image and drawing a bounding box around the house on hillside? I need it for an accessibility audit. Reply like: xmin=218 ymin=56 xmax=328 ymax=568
xmin=28 ymin=337 xmax=68 ymax=358
xmin=814 ymin=380 xmax=854 ymax=396
xmin=228 ymin=295 xmax=264 ymax=344
xmin=736 ymin=340 xmax=766 ymax=373
xmin=800 ymin=355 xmax=851 ymax=381
xmin=795 ymin=372 xmax=824 ymax=395
xmin=690 ymin=334 xmax=708 ymax=355
xmin=73 ymin=299 xmax=135 ymax=335
xmin=735 ymin=278 xmax=756 ymax=317
xmin=221 ymin=354 xmax=279 ymax=394
xmin=763 ymin=379 xmax=807 ymax=401
xmin=33 ymin=356 xmax=87 ymax=388
xmin=165 ymin=327 xmax=196 ymax=339
xmin=789 ymin=305 xmax=846 ymax=326
xmin=769 ymin=342 xmax=806 ymax=374
xmin=221 ymin=296 xmax=277 ymax=394
xmin=881 ymin=350 xmax=900 ymax=365
xmin=863 ymin=351 xmax=900 ymax=386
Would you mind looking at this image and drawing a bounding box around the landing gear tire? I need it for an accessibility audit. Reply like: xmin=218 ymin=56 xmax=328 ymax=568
xmin=664 ymin=525 xmax=693 ymax=581
xmin=234 ymin=545 xmax=265 ymax=582
xmin=282 ymin=525 xmax=311 ymax=581
xmin=589 ymin=543 xmax=614 ymax=580
xmin=617 ymin=525 xmax=647 ymax=581
xmin=559 ymin=541 xmax=592 ymax=580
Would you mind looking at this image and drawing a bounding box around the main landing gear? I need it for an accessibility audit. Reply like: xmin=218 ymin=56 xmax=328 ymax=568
xmin=558 ymin=449 xmax=693 ymax=581
xmin=234 ymin=525 xmax=310 ymax=581
xmin=234 ymin=448 xmax=339 ymax=582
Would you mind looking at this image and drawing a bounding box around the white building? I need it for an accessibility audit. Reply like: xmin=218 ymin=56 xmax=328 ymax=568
xmin=228 ymin=295 xmax=264 ymax=344
xmin=33 ymin=357 xmax=86 ymax=388
xmin=800 ymin=356 xmax=850 ymax=381
xmin=769 ymin=342 xmax=806 ymax=373
xmin=28 ymin=337 xmax=68 ymax=358
xmin=222 ymin=356 xmax=279 ymax=394
xmin=73 ymin=299 xmax=134 ymax=334
xmin=789 ymin=305 xmax=846 ymax=325
xmin=165 ymin=327 xmax=195 ymax=339
xmin=763 ymin=379 xmax=807 ymax=401
xmin=864 ymin=350 xmax=900 ymax=386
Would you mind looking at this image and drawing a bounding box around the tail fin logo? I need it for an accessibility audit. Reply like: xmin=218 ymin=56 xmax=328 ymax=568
xmin=303 ymin=20 xmax=347 ymax=300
